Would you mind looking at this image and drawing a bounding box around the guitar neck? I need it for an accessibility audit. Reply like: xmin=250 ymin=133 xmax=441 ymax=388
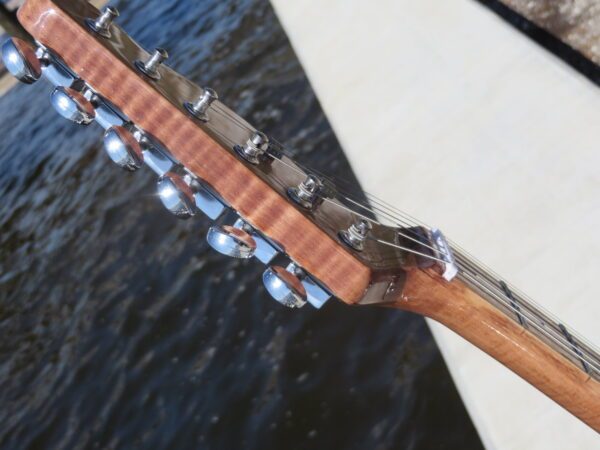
xmin=388 ymin=261 xmax=600 ymax=432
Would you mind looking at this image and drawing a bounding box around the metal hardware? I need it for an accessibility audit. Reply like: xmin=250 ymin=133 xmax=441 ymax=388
xmin=103 ymin=125 xmax=144 ymax=171
xmin=93 ymin=98 xmax=128 ymax=130
xmin=85 ymin=6 xmax=119 ymax=38
xmin=430 ymin=228 xmax=458 ymax=281
xmin=206 ymin=224 xmax=257 ymax=259
xmin=36 ymin=47 xmax=77 ymax=87
xmin=50 ymin=85 xmax=96 ymax=125
xmin=234 ymin=131 xmax=269 ymax=164
xmin=142 ymin=143 xmax=176 ymax=176
xmin=1 ymin=38 xmax=42 ymax=84
xmin=262 ymin=264 xmax=307 ymax=308
xmin=135 ymin=48 xmax=168 ymax=80
xmin=339 ymin=220 xmax=371 ymax=252
xmin=157 ymin=172 xmax=196 ymax=219
xmin=499 ymin=280 xmax=525 ymax=326
xmin=288 ymin=174 xmax=322 ymax=209
xmin=301 ymin=274 xmax=331 ymax=309
xmin=189 ymin=178 xmax=227 ymax=220
xmin=184 ymin=87 xmax=218 ymax=122
xmin=558 ymin=323 xmax=590 ymax=373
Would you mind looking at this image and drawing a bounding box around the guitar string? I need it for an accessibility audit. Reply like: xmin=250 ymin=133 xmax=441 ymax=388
xmin=457 ymin=270 xmax=600 ymax=373
xmin=210 ymin=104 xmax=434 ymax=235
xmin=368 ymin=237 xmax=448 ymax=263
xmin=206 ymin=126 xmax=445 ymax=264
xmin=270 ymin=153 xmax=451 ymax=260
xmin=455 ymin=254 xmax=598 ymax=357
xmin=453 ymin=247 xmax=600 ymax=355
xmin=209 ymin=106 xmax=428 ymax=228
xmin=208 ymin=107 xmax=600 ymax=367
xmin=209 ymin=108 xmax=445 ymax=252
xmin=453 ymin=241 xmax=600 ymax=358
xmin=204 ymin=113 xmax=446 ymax=256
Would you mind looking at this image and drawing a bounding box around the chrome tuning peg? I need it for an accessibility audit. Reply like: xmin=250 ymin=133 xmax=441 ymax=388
xmin=135 ymin=48 xmax=168 ymax=80
xmin=263 ymin=265 xmax=307 ymax=308
xmin=85 ymin=6 xmax=119 ymax=38
xmin=50 ymin=85 xmax=96 ymax=125
xmin=184 ymin=87 xmax=218 ymax=122
xmin=1 ymin=37 xmax=42 ymax=84
xmin=235 ymin=131 xmax=269 ymax=164
xmin=157 ymin=172 xmax=197 ymax=219
xmin=288 ymin=174 xmax=322 ymax=209
xmin=103 ymin=125 xmax=144 ymax=171
xmin=339 ymin=219 xmax=371 ymax=251
xmin=206 ymin=224 xmax=257 ymax=259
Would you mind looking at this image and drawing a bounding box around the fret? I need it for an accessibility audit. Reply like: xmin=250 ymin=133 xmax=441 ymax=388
xmin=453 ymin=247 xmax=600 ymax=380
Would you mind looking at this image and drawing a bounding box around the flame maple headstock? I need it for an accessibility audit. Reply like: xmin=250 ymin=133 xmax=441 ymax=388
xmin=3 ymin=0 xmax=455 ymax=309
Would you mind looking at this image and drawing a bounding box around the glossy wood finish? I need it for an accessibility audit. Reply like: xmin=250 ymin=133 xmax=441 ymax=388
xmin=18 ymin=0 xmax=600 ymax=432
xmin=390 ymin=269 xmax=600 ymax=432
xmin=17 ymin=0 xmax=380 ymax=304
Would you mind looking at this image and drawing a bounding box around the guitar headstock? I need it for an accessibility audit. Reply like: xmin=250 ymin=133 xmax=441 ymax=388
xmin=2 ymin=0 xmax=458 ymax=309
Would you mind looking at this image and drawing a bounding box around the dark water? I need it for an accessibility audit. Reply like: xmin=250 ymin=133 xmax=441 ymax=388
xmin=0 ymin=1 xmax=483 ymax=449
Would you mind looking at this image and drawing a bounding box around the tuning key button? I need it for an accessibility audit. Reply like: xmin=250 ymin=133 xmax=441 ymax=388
xmin=85 ymin=6 xmax=119 ymax=38
xmin=103 ymin=125 xmax=144 ymax=171
xmin=50 ymin=86 xmax=96 ymax=125
xmin=235 ymin=131 xmax=269 ymax=164
xmin=262 ymin=265 xmax=307 ymax=308
xmin=1 ymin=38 xmax=42 ymax=84
xmin=157 ymin=172 xmax=196 ymax=219
xmin=206 ymin=225 xmax=257 ymax=259
xmin=135 ymin=48 xmax=168 ymax=80
xmin=184 ymin=87 xmax=218 ymax=122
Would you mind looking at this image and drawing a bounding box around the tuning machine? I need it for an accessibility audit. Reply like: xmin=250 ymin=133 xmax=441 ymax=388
xmin=103 ymin=125 xmax=145 ymax=171
xmin=50 ymin=79 xmax=97 ymax=125
xmin=157 ymin=170 xmax=226 ymax=220
xmin=206 ymin=216 xmax=278 ymax=263
xmin=263 ymin=261 xmax=331 ymax=309
xmin=206 ymin=222 xmax=257 ymax=259
xmin=1 ymin=37 xmax=42 ymax=84
xmin=263 ymin=264 xmax=307 ymax=308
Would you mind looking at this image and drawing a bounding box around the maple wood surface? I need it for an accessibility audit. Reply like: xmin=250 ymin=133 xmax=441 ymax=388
xmin=391 ymin=269 xmax=600 ymax=432
xmin=17 ymin=0 xmax=376 ymax=304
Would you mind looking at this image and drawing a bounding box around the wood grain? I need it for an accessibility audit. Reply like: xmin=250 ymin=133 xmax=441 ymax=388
xmin=494 ymin=0 xmax=600 ymax=66
xmin=391 ymin=268 xmax=600 ymax=432
xmin=16 ymin=0 xmax=377 ymax=304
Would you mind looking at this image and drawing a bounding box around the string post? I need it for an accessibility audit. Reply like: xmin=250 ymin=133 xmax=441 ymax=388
xmin=184 ymin=87 xmax=218 ymax=122
xmin=235 ymin=131 xmax=269 ymax=164
xmin=135 ymin=48 xmax=169 ymax=80
xmin=339 ymin=219 xmax=372 ymax=251
xmin=86 ymin=6 xmax=119 ymax=38
xmin=288 ymin=174 xmax=322 ymax=209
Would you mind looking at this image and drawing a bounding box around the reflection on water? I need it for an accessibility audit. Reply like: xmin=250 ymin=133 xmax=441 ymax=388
xmin=0 ymin=0 xmax=482 ymax=448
